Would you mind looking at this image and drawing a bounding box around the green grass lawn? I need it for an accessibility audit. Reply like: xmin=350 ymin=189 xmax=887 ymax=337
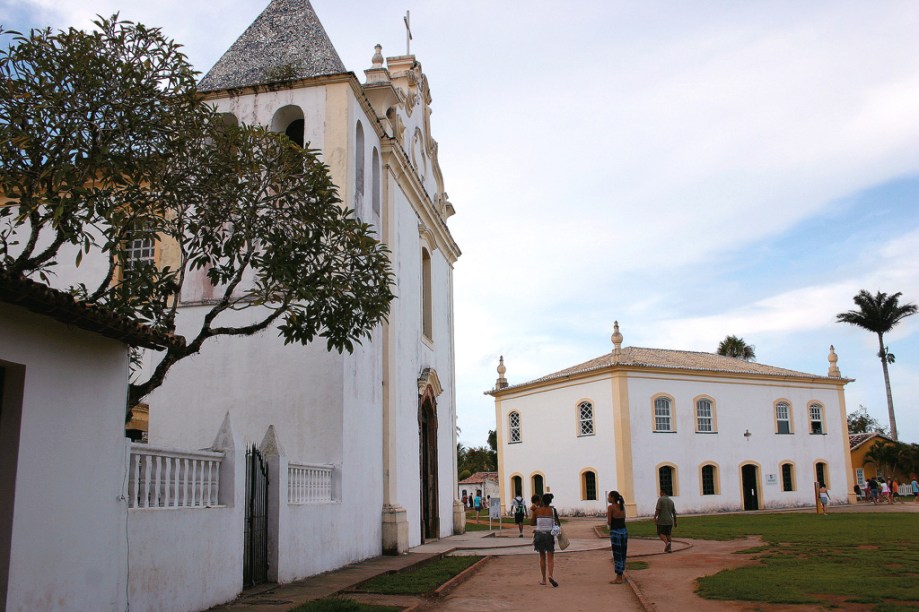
xmin=626 ymin=512 xmax=919 ymax=608
xmin=463 ymin=510 xmax=519 ymax=531
xmin=289 ymin=598 xmax=399 ymax=612
xmin=353 ymin=555 xmax=483 ymax=595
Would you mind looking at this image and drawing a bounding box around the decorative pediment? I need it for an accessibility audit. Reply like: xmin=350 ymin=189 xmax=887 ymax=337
xmin=418 ymin=224 xmax=437 ymax=251
xmin=418 ymin=367 xmax=443 ymax=397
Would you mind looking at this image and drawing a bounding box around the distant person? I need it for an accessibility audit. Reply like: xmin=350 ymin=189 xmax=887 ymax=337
xmin=474 ymin=491 xmax=482 ymax=523
xmin=462 ymin=493 xmax=468 ymax=509
xmin=868 ymin=477 xmax=880 ymax=504
xmin=911 ymin=475 xmax=919 ymax=502
xmin=818 ymin=483 xmax=830 ymax=514
xmin=853 ymin=483 xmax=862 ymax=501
xmin=512 ymin=494 xmax=528 ymax=537
xmin=892 ymin=479 xmax=901 ymax=502
xmin=653 ymin=489 xmax=677 ymax=552
xmin=531 ymin=493 xmax=558 ymax=587
xmin=879 ymin=479 xmax=891 ymax=504
xmin=607 ymin=490 xmax=628 ymax=584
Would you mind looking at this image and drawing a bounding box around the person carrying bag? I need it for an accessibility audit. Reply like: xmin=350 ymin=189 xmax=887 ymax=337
xmin=553 ymin=506 xmax=570 ymax=550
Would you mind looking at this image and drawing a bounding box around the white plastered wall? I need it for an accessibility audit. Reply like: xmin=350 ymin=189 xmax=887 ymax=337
xmin=1 ymin=304 xmax=130 ymax=612
xmin=497 ymin=369 xmax=850 ymax=517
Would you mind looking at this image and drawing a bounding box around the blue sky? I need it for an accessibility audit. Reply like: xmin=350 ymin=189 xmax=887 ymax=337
xmin=5 ymin=0 xmax=919 ymax=447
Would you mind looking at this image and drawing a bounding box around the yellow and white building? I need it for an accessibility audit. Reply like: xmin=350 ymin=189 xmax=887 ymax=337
xmin=489 ymin=322 xmax=856 ymax=517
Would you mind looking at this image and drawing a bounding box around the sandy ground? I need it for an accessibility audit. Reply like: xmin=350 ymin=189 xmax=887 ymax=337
xmin=345 ymin=504 xmax=919 ymax=611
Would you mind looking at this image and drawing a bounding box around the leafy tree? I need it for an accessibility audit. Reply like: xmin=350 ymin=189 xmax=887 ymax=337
xmin=837 ymin=290 xmax=917 ymax=440
xmin=716 ymin=335 xmax=756 ymax=361
xmin=847 ymin=405 xmax=887 ymax=435
xmin=457 ymin=432 xmax=498 ymax=479
xmin=0 ymin=17 xmax=394 ymax=409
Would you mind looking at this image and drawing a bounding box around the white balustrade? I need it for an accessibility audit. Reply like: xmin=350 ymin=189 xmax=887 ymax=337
xmin=129 ymin=443 xmax=224 ymax=509
xmin=288 ymin=463 xmax=334 ymax=504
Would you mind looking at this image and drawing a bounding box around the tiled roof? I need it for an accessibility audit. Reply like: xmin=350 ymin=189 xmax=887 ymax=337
xmin=0 ymin=271 xmax=184 ymax=351
xmin=492 ymin=346 xmax=845 ymax=394
xmin=199 ymin=0 xmax=346 ymax=92
xmin=849 ymin=432 xmax=892 ymax=450
xmin=458 ymin=471 xmax=498 ymax=485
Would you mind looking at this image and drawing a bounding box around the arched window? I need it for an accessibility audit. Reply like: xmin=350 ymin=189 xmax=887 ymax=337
xmin=532 ymin=474 xmax=544 ymax=497
xmin=653 ymin=396 xmax=674 ymax=432
xmin=578 ymin=401 xmax=594 ymax=436
xmin=271 ymin=105 xmax=305 ymax=147
xmin=809 ymin=403 xmax=825 ymax=435
xmin=509 ymin=411 xmax=521 ymax=443
xmin=354 ymin=122 xmax=365 ymax=217
xmin=658 ymin=465 xmax=676 ymax=496
xmin=695 ymin=398 xmax=715 ymax=433
xmin=815 ymin=461 xmax=829 ymax=488
xmin=781 ymin=462 xmax=795 ymax=491
xmin=701 ymin=464 xmax=718 ymax=495
xmin=371 ymin=147 xmax=381 ymax=216
xmin=421 ymin=248 xmax=433 ymax=340
xmin=581 ymin=470 xmax=597 ymax=500
xmin=512 ymin=475 xmax=523 ymax=498
xmin=775 ymin=401 xmax=792 ymax=434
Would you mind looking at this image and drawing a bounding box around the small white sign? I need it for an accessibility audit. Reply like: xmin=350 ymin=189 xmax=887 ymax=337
xmin=489 ymin=497 xmax=501 ymax=519
xmin=766 ymin=474 xmax=778 ymax=485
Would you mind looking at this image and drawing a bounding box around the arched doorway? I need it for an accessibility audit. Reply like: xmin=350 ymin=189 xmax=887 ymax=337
xmin=741 ymin=464 xmax=759 ymax=510
xmin=419 ymin=387 xmax=439 ymax=541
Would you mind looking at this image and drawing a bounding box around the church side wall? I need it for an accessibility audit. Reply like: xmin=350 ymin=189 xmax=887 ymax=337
xmin=626 ymin=373 xmax=849 ymax=516
xmin=1 ymin=305 xmax=129 ymax=611
xmin=158 ymin=83 xmax=396 ymax=575
xmin=430 ymin=248 xmax=458 ymax=536
xmin=497 ymin=376 xmax=618 ymax=516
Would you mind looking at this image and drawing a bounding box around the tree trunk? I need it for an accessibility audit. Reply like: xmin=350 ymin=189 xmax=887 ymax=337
xmin=877 ymin=332 xmax=898 ymax=441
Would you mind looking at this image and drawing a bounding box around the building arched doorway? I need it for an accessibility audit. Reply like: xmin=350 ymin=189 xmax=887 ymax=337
xmin=741 ymin=464 xmax=759 ymax=510
xmin=418 ymin=378 xmax=440 ymax=542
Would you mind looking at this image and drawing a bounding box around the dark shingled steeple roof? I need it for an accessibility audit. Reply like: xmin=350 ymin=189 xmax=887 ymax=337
xmin=199 ymin=0 xmax=347 ymax=92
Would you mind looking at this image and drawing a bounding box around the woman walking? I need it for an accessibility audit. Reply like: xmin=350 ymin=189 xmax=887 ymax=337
xmin=530 ymin=493 xmax=558 ymax=587
xmin=608 ymin=491 xmax=628 ymax=584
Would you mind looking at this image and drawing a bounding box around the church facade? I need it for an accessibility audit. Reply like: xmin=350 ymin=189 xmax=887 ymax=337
xmin=143 ymin=0 xmax=462 ymax=581
xmin=490 ymin=323 xmax=856 ymax=517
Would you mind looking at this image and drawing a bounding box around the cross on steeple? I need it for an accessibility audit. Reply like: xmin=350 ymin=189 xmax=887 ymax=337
xmin=404 ymin=10 xmax=412 ymax=55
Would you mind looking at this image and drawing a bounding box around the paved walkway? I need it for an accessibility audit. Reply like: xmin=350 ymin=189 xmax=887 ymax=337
xmin=211 ymin=502 xmax=919 ymax=611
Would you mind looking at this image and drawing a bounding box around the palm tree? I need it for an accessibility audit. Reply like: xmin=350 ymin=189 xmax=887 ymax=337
xmin=716 ymin=335 xmax=756 ymax=361
xmin=837 ymin=290 xmax=918 ymax=441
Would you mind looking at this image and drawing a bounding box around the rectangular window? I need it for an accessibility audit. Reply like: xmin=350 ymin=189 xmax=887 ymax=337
xmin=781 ymin=463 xmax=794 ymax=492
xmin=855 ymin=468 xmax=865 ymax=488
xmin=509 ymin=412 xmax=521 ymax=444
xmin=654 ymin=398 xmax=672 ymax=432
xmin=776 ymin=403 xmax=791 ymax=434
xmin=123 ymin=233 xmax=155 ymax=275
xmin=583 ymin=471 xmax=597 ymax=500
xmin=578 ymin=402 xmax=594 ymax=436
xmin=701 ymin=466 xmax=716 ymax=495
xmin=809 ymin=405 xmax=824 ymax=435
xmin=658 ymin=466 xmax=674 ymax=496
xmin=696 ymin=400 xmax=713 ymax=432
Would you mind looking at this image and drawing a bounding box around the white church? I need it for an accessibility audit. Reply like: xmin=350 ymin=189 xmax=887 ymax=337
xmin=135 ymin=0 xmax=461 ymax=598
xmin=490 ymin=323 xmax=856 ymax=518
xmin=3 ymin=1 xmax=461 ymax=608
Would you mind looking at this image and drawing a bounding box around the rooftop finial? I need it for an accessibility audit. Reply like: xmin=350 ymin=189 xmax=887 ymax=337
xmin=827 ymin=345 xmax=840 ymax=378
xmin=371 ymin=44 xmax=384 ymax=68
xmin=611 ymin=321 xmax=623 ymax=355
xmin=496 ymin=356 xmax=508 ymax=389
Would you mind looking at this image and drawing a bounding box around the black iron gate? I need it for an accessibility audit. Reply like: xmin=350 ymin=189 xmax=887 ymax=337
xmin=244 ymin=445 xmax=269 ymax=587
